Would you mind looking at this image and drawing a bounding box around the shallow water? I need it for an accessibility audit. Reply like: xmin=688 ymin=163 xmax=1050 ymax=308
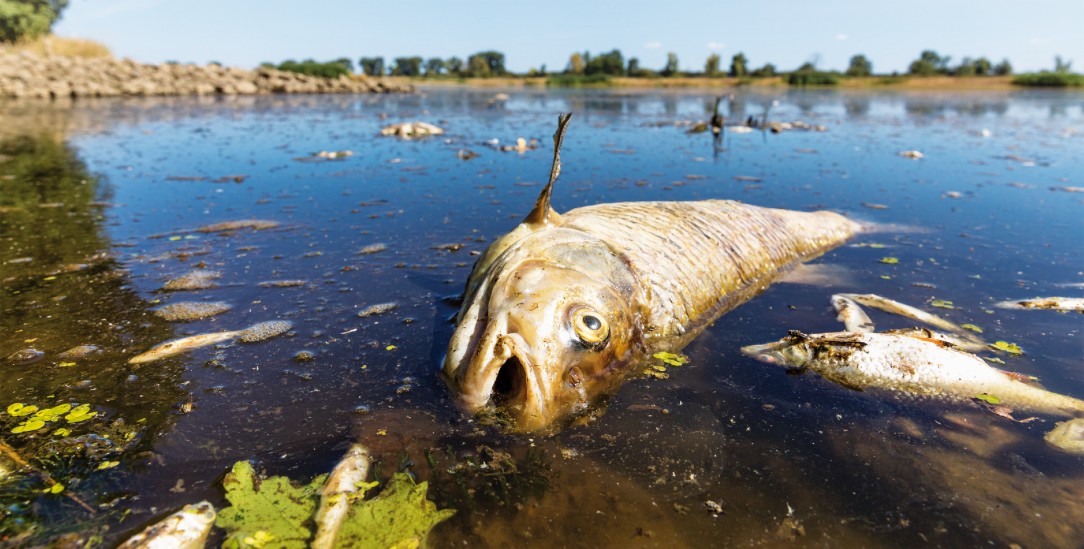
xmin=1 ymin=88 xmax=1082 ymax=547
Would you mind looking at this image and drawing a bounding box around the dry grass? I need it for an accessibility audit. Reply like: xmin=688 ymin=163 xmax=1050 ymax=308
xmin=2 ymin=35 xmax=112 ymax=59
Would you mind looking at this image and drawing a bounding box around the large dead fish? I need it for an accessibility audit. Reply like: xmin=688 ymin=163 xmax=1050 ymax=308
xmin=117 ymin=501 xmax=216 ymax=549
xmin=443 ymin=113 xmax=861 ymax=432
xmin=741 ymin=330 xmax=1084 ymax=418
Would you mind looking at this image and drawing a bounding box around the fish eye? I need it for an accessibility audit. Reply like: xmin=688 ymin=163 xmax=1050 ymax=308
xmin=572 ymin=308 xmax=609 ymax=346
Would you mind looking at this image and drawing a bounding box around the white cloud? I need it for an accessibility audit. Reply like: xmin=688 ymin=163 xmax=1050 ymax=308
xmin=644 ymin=41 xmax=662 ymax=49
xmin=835 ymin=33 xmax=848 ymax=41
xmin=707 ymin=41 xmax=725 ymax=51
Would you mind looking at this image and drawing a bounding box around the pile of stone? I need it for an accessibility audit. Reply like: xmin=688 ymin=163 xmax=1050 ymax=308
xmin=0 ymin=52 xmax=412 ymax=99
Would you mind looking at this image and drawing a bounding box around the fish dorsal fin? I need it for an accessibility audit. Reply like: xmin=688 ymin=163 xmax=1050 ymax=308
xmin=524 ymin=112 xmax=572 ymax=226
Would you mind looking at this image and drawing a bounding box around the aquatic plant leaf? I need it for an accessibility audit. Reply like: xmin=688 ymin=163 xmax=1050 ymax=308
xmin=96 ymin=460 xmax=120 ymax=470
xmin=65 ymin=404 xmax=97 ymax=423
xmin=34 ymin=403 xmax=72 ymax=422
xmin=975 ymin=393 xmax=1002 ymax=405
xmin=216 ymin=461 xmax=326 ymax=549
xmin=59 ymin=361 xmax=76 ymax=368
xmin=53 ymin=428 xmax=71 ymax=436
xmin=652 ymin=351 xmax=689 ymax=366
xmin=929 ymin=299 xmax=955 ymax=309
xmin=7 ymin=403 xmax=38 ymax=417
xmin=336 ymin=473 xmax=454 ymax=549
xmin=642 ymin=369 xmax=669 ymax=380
xmin=878 ymin=257 xmax=899 ymax=264
xmin=12 ymin=418 xmax=46 ymax=433
xmin=990 ymin=341 xmax=1023 ymax=355
xmin=42 ymin=483 xmax=64 ymax=494
xmin=961 ymin=324 xmax=983 ymax=333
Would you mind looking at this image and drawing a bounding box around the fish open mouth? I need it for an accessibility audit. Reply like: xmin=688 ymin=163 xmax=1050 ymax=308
xmin=492 ymin=355 xmax=527 ymax=408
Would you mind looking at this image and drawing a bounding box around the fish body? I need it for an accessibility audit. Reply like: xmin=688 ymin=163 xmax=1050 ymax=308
xmin=118 ymin=501 xmax=216 ymax=549
xmin=741 ymin=331 xmax=1084 ymax=418
xmin=312 ymin=443 xmax=372 ymax=549
xmin=444 ymin=114 xmax=860 ymax=433
xmin=129 ymin=331 xmax=240 ymax=364
xmin=995 ymin=297 xmax=1084 ymax=312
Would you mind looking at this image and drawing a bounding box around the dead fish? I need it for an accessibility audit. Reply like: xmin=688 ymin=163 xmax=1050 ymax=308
xmin=312 ymin=444 xmax=372 ymax=549
xmin=835 ymin=293 xmax=984 ymax=349
xmin=741 ymin=330 xmax=1084 ymax=418
xmin=129 ymin=320 xmax=292 ymax=363
xmin=194 ymin=219 xmax=279 ymax=233
xmin=443 ymin=113 xmax=861 ymax=433
xmin=832 ymin=294 xmax=875 ymax=332
xmin=995 ymin=297 xmax=1084 ymax=312
xmin=154 ymin=301 xmax=232 ymax=321
xmin=162 ymin=270 xmax=222 ymax=291
xmin=1044 ymin=417 xmax=1084 ymax=455
xmin=117 ymin=501 xmax=216 ymax=549
xmin=57 ymin=344 xmax=102 ymax=359
xmin=380 ymin=122 xmax=444 ymax=138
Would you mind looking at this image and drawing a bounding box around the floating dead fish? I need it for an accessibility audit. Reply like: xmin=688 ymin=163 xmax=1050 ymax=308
xmin=57 ymin=344 xmax=102 ymax=359
xmin=380 ymin=122 xmax=444 ymax=138
xmin=257 ymin=280 xmax=308 ymax=288
xmin=117 ymin=501 xmax=216 ymax=549
xmin=315 ymin=150 xmax=353 ymax=159
xmin=162 ymin=270 xmax=222 ymax=291
xmin=312 ymin=444 xmax=372 ymax=549
xmin=129 ymin=320 xmax=292 ymax=363
xmin=899 ymin=150 xmax=924 ymax=159
xmin=6 ymin=348 xmax=44 ymax=365
xmin=741 ymin=330 xmax=1084 ymax=418
xmin=994 ymin=297 xmax=1084 ymax=312
xmin=357 ymin=243 xmax=388 ymax=255
xmin=832 ymin=294 xmax=875 ymax=332
xmin=1044 ymin=417 xmax=1084 ymax=455
xmin=443 ymin=113 xmax=861 ymax=433
xmin=195 ymin=219 xmax=279 ymax=233
xmin=357 ymin=302 xmax=398 ymax=317
xmin=834 ymin=293 xmax=985 ymax=349
xmin=154 ymin=301 xmax=232 ymax=321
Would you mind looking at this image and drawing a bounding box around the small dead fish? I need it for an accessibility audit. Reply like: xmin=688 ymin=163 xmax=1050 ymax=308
xmin=444 ymin=114 xmax=860 ymax=433
xmin=994 ymin=297 xmax=1084 ymax=312
xmin=835 ymin=293 xmax=984 ymax=350
xmin=57 ymin=344 xmax=102 ymax=359
xmin=129 ymin=321 xmax=292 ymax=363
xmin=898 ymin=150 xmax=924 ymax=159
xmin=117 ymin=501 xmax=216 ymax=549
xmin=357 ymin=302 xmax=398 ymax=317
xmin=742 ymin=330 xmax=1084 ymax=418
xmin=1044 ymin=417 xmax=1084 ymax=455
xmin=381 ymin=122 xmax=444 ymax=138
xmin=162 ymin=270 xmax=222 ymax=291
xmin=312 ymin=444 xmax=372 ymax=549
xmin=194 ymin=219 xmax=279 ymax=233
xmin=832 ymin=294 xmax=875 ymax=332
xmin=154 ymin=301 xmax=232 ymax=321
xmin=257 ymin=280 xmax=308 ymax=288
xmin=6 ymin=348 xmax=44 ymax=365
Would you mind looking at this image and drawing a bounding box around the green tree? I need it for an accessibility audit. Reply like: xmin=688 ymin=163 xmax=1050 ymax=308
xmin=661 ymin=52 xmax=679 ymax=77
xmin=0 ymin=0 xmax=68 ymax=43
xmin=1054 ymin=55 xmax=1072 ymax=74
xmin=424 ymin=57 xmax=445 ymax=76
xmin=705 ymin=53 xmax=721 ymax=77
xmin=972 ymin=57 xmax=992 ymax=76
xmin=909 ymin=50 xmax=950 ymax=76
xmin=445 ymin=56 xmax=463 ymax=75
xmin=567 ymin=52 xmax=585 ymax=74
xmin=390 ymin=56 xmax=422 ymax=76
xmin=359 ymin=57 xmax=385 ymax=76
xmin=750 ymin=63 xmax=776 ymax=77
xmin=332 ymin=57 xmax=354 ymax=73
xmin=845 ymin=54 xmax=873 ymax=77
xmin=585 ymin=49 xmax=624 ymax=76
xmin=729 ymin=52 xmax=747 ymax=77
xmin=992 ymin=58 xmax=1012 ymax=76
xmin=955 ymin=57 xmax=977 ymax=76
xmin=465 ymin=50 xmax=505 ymax=77
xmin=626 ymin=57 xmax=640 ymax=76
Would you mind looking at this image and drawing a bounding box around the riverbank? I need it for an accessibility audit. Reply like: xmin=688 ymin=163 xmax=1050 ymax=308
xmin=0 ymin=51 xmax=412 ymax=99
xmin=413 ymin=75 xmax=1029 ymax=91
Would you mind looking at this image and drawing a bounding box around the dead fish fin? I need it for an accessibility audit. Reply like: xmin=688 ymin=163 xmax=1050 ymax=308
xmin=997 ymin=369 xmax=1044 ymax=387
xmin=524 ymin=112 xmax=572 ymax=226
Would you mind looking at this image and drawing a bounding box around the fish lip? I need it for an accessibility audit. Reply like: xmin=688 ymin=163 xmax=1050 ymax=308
xmin=450 ymin=331 xmax=549 ymax=424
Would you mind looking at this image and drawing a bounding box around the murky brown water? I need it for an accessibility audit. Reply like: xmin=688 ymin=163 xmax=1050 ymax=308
xmin=1 ymin=89 xmax=1082 ymax=547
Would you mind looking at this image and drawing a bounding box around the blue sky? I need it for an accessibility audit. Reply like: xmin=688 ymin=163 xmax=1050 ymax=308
xmin=54 ymin=0 xmax=1083 ymax=74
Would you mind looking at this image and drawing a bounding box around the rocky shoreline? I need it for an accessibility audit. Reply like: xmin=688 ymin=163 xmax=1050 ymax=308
xmin=0 ymin=52 xmax=412 ymax=99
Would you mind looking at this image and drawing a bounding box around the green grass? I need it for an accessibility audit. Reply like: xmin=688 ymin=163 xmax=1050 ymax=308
xmin=1011 ymin=72 xmax=1084 ymax=87
xmin=545 ymin=74 xmax=613 ymax=87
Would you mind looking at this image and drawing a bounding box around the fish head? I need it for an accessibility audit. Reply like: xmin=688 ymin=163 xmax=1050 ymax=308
xmin=444 ymin=228 xmax=640 ymax=433
xmin=740 ymin=330 xmax=815 ymax=370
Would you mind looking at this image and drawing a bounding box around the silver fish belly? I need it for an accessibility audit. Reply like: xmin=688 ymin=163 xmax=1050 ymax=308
xmin=742 ymin=331 xmax=1084 ymax=418
xmin=118 ymin=501 xmax=216 ymax=549
xmin=444 ymin=113 xmax=860 ymax=433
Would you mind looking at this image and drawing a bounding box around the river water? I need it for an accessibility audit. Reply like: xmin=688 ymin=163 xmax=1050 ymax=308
xmin=1 ymin=87 xmax=1082 ymax=547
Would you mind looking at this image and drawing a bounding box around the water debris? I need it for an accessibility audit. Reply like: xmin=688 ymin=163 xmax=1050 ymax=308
xmin=732 ymin=175 xmax=763 ymax=182
xmin=898 ymin=150 xmax=924 ymax=159
xmin=861 ymin=202 xmax=889 ymax=210
xmin=6 ymin=348 xmax=44 ymax=365
xmin=1051 ymin=185 xmax=1084 ymax=193
xmin=162 ymin=270 xmax=222 ymax=291
xmin=165 ymin=175 xmax=208 ymax=182
xmin=117 ymin=501 xmax=216 ymax=549
xmin=432 ymin=242 xmax=464 ymax=252
xmin=129 ymin=320 xmax=292 ymax=363
xmin=357 ymin=302 xmax=398 ymax=317
xmin=356 ymin=243 xmax=388 ymax=255
xmin=989 ymin=341 xmax=1024 ymax=355
xmin=57 ymin=344 xmax=102 ymax=359
xmin=380 ymin=122 xmax=444 ymax=138
xmin=258 ymin=280 xmax=308 ymax=288
xmin=456 ymin=149 xmax=479 ymax=160
xmin=995 ymin=297 xmax=1084 ymax=312
xmin=195 ymin=219 xmax=280 ymax=233
xmin=1044 ymin=418 xmax=1084 ymax=455
xmin=212 ymin=174 xmax=248 ymax=183
xmin=154 ymin=301 xmax=233 ymax=321
xmin=312 ymin=444 xmax=373 ymax=549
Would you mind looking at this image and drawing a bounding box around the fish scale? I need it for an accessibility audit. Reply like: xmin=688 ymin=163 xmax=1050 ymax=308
xmin=564 ymin=200 xmax=860 ymax=347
